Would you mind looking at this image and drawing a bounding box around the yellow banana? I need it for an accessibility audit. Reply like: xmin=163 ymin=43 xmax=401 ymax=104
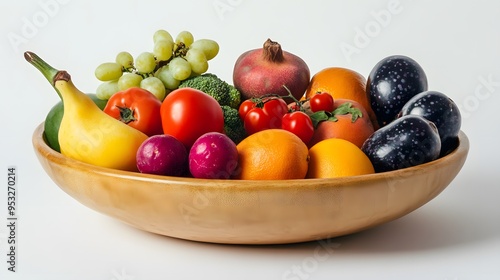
xmin=25 ymin=51 xmax=148 ymax=171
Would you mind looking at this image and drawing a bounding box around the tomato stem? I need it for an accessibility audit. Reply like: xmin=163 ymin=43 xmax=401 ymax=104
xmin=309 ymin=102 xmax=363 ymax=128
xmin=250 ymin=85 xmax=306 ymax=112
xmin=281 ymin=85 xmax=306 ymax=112
xmin=116 ymin=106 xmax=137 ymax=124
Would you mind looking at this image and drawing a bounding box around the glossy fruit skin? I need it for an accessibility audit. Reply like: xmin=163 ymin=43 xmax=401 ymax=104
xmin=136 ymin=134 xmax=187 ymax=176
xmin=241 ymin=97 xmax=288 ymax=135
xmin=238 ymin=99 xmax=255 ymax=120
xmin=44 ymin=94 xmax=107 ymax=152
xmin=104 ymin=87 xmax=163 ymax=136
xmin=261 ymin=98 xmax=289 ymax=128
xmin=309 ymin=92 xmax=334 ymax=113
xmin=367 ymin=55 xmax=428 ymax=127
xmin=361 ymin=115 xmax=441 ymax=173
xmin=398 ymin=91 xmax=461 ymax=156
xmin=161 ymin=88 xmax=224 ymax=149
xmin=281 ymin=111 xmax=314 ymax=144
xmin=189 ymin=132 xmax=238 ymax=179
xmin=243 ymin=108 xmax=272 ymax=136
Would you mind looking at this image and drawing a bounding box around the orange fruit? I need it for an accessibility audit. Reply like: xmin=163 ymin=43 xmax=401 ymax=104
xmin=233 ymin=129 xmax=309 ymax=180
xmin=305 ymin=67 xmax=379 ymax=129
xmin=306 ymin=138 xmax=374 ymax=179
xmin=308 ymin=99 xmax=375 ymax=149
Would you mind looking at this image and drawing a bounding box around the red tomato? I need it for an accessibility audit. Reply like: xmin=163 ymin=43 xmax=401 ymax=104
xmin=240 ymin=97 xmax=289 ymax=135
xmin=262 ymin=98 xmax=289 ymax=128
xmin=310 ymin=92 xmax=334 ymax=113
xmin=104 ymin=87 xmax=163 ymax=136
xmin=160 ymin=88 xmax=224 ymax=148
xmin=282 ymin=111 xmax=314 ymax=144
xmin=238 ymin=99 xmax=255 ymax=120
xmin=244 ymin=108 xmax=272 ymax=135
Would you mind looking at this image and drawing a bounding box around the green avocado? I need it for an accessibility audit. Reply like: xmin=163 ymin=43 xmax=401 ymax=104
xmin=43 ymin=94 xmax=107 ymax=152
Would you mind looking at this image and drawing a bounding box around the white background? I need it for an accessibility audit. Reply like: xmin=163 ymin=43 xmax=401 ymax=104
xmin=1 ymin=0 xmax=499 ymax=279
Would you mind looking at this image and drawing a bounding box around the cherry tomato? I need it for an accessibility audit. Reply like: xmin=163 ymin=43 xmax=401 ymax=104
xmin=282 ymin=111 xmax=314 ymax=144
xmin=104 ymin=87 xmax=163 ymax=136
xmin=310 ymin=92 xmax=334 ymax=113
xmin=238 ymin=99 xmax=255 ymax=120
xmin=240 ymin=97 xmax=289 ymax=135
xmin=262 ymin=98 xmax=289 ymax=128
xmin=244 ymin=108 xmax=273 ymax=135
xmin=161 ymin=88 xmax=224 ymax=149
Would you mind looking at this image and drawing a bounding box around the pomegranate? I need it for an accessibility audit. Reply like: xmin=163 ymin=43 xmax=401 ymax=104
xmin=233 ymin=38 xmax=310 ymax=103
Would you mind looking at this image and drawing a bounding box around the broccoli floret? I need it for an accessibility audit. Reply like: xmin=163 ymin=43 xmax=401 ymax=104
xmin=221 ymin=105 xmax=246 ymax=144
xmin=228 ymin=84 xmax=241 ymax=109
xmin=178 ymin=73 xmax=231 ymax=106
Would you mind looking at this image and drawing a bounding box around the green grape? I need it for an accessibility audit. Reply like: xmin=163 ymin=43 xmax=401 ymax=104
xmin=153 ymin=29 xmax=173 ymax=44
xmin=140 ymin=76 xmax=167 ymax=101
xmin=155 ymin=65 xmax=181 ymax=90
xmin=115 ymin=51 xmax=134 ymax=69
xmin=185 ymin=48 xmax=208 ymax=74
xmin=153 ymin=40 xmax=174 ymax=61
xmin=175 ymin=31 xmax=194 ymax=47
xmin=96 ymin=80 xmax=119 ymax=100
xmin=95 ymin=62 xmax=123 ymax=81
xmin=169 ymin=57 xmax=192 ymax=81
xmin=118 ymin=73 xmax=143 ymax=91
xmin=189 ymin=39 xmax=219 ymax=60
xmin=135 ymin=52 xmax=156 ymax=74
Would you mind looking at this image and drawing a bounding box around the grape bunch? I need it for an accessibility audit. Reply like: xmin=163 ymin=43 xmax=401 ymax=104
xmin=94 ymin=30 xmax=220 ymax=101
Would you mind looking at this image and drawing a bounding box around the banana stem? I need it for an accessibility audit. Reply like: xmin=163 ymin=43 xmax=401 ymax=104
xmin=24 ymin=51 xmax=67 ymax=99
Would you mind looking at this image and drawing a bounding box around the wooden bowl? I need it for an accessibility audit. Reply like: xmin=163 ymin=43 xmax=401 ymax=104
xmin=32 ymin=123 xmax=469 ymax=244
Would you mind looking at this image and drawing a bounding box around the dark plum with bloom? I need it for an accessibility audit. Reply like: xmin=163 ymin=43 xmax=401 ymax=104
xmin=367 ymin=55 xmax=428 ymax=127
xmin=399 ymin=90 xmax=461 ymax=156
xmin=361 ymin=115 xmax=441 ymax=172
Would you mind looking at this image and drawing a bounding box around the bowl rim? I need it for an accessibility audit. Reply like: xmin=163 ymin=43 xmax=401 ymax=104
xmin=32 ymin=122 xmax=470 ymax=188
